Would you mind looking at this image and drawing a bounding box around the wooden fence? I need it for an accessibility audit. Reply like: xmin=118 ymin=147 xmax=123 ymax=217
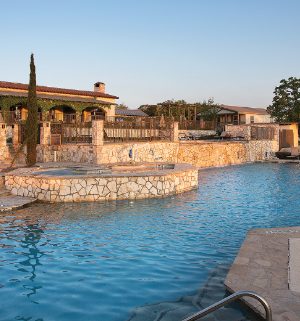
xmin=50 ymin=122 xmax=92 ymax=144
xmin=104 ymin=116 xmax=173 ymax=143
xmin=250 ymin=126 xmax=276 ymax=140
xmin=178 ymin=119 xmax=215 ymax=130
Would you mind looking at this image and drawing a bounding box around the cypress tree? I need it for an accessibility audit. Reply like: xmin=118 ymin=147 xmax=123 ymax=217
xmin=25 ymin=54 xmax=38 ymax=166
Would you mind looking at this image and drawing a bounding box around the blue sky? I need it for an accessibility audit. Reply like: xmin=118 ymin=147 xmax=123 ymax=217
xmin=1 ymin=0 xmax=300 ymax=108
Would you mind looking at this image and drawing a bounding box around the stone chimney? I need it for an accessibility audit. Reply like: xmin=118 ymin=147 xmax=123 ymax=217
xmin=94 ymin=82 xmax=105 ymax=93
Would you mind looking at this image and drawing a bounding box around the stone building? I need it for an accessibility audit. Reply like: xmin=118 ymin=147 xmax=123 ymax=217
xmin=217 ymin=105 xmax=272 ymax=127
xmin=0 ymin=81 xmax=119 ymax=123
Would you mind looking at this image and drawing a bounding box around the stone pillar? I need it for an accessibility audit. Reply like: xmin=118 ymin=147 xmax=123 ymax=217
xmin=12 ymin=124 xmax=19 ymax=146
xmin=40 ymin=122 xmax=51 ymax=145
xmin=92 ymin=120 xmax=104 ymax=146
xmin=172 ymin=122 xmax=179 ymax=142
xmin=246 ymin=125 xmax=251 ymax=140
xmin=0 ymin=123 xmax=7 ymax=147
xmin=92 ymin=120 xmax=104 ymax=164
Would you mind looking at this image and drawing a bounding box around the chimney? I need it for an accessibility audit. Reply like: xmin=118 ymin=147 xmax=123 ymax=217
xmin=94 ymin=82 xmax=105 ymax=93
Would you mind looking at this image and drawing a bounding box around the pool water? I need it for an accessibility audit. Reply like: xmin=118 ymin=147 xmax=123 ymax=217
xmin=1 ymin=163 xmax=300 ymax=321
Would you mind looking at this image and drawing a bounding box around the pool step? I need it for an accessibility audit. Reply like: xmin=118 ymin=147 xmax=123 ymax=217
xmin=127 ymin=265 xmax=260 ymax=321
xmin=0 ymin=189 xmax=10 ymax=197
xmin=0 ymin=188 xmax=37 ymax=212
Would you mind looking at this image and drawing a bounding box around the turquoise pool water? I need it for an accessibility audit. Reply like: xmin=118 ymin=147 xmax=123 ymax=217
xmin=1 ymin=163 xmax=300 ymax=321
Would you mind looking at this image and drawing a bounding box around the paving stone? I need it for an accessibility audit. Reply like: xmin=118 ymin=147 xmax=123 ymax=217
xmin=289 ymin=238 xmax=300 ymax=293
xmin=225 ymin=227 xmax=300 ymax=321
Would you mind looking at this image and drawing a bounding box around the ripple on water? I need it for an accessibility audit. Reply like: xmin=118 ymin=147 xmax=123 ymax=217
xmin=0 ymin=163 xmax=300 ymax=321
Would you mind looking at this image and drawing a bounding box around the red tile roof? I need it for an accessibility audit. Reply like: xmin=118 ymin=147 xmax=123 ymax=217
xmin=0 ymin=81 xmax=118 ymax=99
xmin=0 ymin=90 xmax=114 ymax=105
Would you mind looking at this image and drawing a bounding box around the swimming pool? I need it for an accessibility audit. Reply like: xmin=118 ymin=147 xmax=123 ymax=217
xmin=1 ymin=163 xmax=300 ymax=321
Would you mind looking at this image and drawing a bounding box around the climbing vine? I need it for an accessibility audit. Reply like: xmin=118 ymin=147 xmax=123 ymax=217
xmin=0 ymin=95 xmax=111 ymax=112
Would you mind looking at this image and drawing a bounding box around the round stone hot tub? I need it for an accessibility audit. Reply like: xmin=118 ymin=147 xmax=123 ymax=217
xmin=5 ymin=162 xmax=198 ymax=202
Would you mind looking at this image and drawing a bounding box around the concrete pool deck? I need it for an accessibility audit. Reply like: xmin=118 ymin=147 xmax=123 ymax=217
xmin=225 ymin=227 xmax=300 ymax=321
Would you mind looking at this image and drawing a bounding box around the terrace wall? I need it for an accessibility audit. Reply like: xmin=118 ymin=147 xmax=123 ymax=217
xmin=1 ymin=120 xmax=279 ymax=168
xmin=178 ymin=140 xmax=278 ymax=167
xmin=178 ymin=129 xmax=216 ymax=137
xmin=35 ymin=140 xmax=278 ymax=168
xmin=36 ymin=144 xmax=95 ymax=163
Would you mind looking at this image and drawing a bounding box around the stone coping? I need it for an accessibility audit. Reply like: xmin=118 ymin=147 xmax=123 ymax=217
xmin=225 ymin=227 xmax=300 ymax=321
xmin=5 ymin=162 xmax=196 ymax=179
xmin=178 ymin=140 xmax=248 ymax=144
xmin=289 ymin=238 xmax=300 ymax=293
xmin=101 ymin=140 xmax=248 ymax=145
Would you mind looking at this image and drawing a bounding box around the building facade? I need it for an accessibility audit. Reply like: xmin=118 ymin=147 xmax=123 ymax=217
xmin=217 ymin=105 xmax=272 ymax=127
xmin=0 ymin=81 xmax=119 ymax=123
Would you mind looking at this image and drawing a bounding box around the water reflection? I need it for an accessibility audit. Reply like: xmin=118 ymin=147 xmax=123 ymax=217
xmin=19 ymin=223 xmax=45 ymax=302
xmin=1 ymin=164 xmax=300 ymax=321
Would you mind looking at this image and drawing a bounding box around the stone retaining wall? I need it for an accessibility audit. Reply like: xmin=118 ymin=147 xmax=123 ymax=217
xmin=35 ymin=140 xmax=279 ymax=168
xmin=0 ymin=145 xmax=26 ymax=165
xmin=178 ymin=129 xmax=216 ymax=137
xmin=5 ymin=164 xmax=198 ymax=202
xmin=97 ymin=142 xmax=178 ymax=164
xmin=37 ymin=144 xmax=95 ymax=163
xmin=177 ymin=140 xmax=279 ymax=167
xmin=0 ymin=147 xmax=10 ymax=164
xmin=247 ymin=140 xmax=279 ymax=162
xmin=177 ymin=141 xmax=249 ymax=167
xmin=0 ymin=175 xmax=5 ymax=187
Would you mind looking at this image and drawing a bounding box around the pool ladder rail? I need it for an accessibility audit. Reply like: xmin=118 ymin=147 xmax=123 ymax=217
xmin=181 ymin=290 xmax=272 ymax=321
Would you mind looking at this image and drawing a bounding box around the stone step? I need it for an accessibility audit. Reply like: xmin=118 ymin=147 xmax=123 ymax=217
xmin=0 ymin=193 xmax=37 ymax=212
xmin=0 ymin=189 xmax=11 ymax=197
xmin=127 ymin=265 xmax=258 ymax=321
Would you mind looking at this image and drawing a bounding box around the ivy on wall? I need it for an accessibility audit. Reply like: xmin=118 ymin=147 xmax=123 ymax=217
xmin=0 ymin=95 xmax=111 ymax=112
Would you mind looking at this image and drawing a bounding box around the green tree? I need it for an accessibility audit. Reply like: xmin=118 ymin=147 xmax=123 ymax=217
xmin=117 ymin=103 xmax=129 ymax=110
xmin=139 ymin=99 xmax=220 ymax=122
xmin=25 ymin=54 xmax=38 ymax=166
xmin=197 ymin=98 xmax=221 ymax=121
xmin=138 ymin=104 xmax=158 ymax=116
xmin=267 ymin=77 xmax=300 ymax=123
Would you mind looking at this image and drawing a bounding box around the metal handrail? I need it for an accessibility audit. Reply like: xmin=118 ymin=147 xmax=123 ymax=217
xmin=182 ymin=290 xmax=272 ymax=321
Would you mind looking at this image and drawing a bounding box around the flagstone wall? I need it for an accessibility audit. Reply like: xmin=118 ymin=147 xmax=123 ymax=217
xmin=34 ymin=139 xmax=278 ymax=168
xmin=5 ymin=164 xmax=198 ymax=202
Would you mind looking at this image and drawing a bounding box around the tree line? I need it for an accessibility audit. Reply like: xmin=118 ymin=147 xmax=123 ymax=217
xmin=138 ymin=98 xmax=221 ymax=122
